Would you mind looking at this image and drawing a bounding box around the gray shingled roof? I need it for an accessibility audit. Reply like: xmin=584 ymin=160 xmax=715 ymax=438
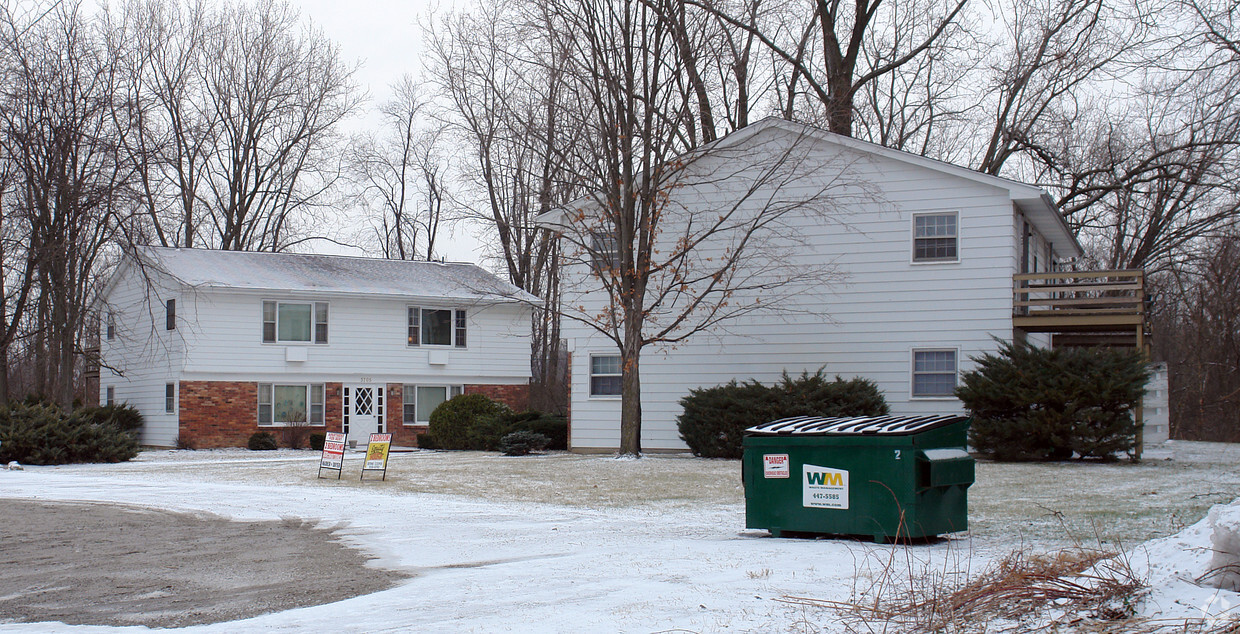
xmin=136 ymin=247 xmax=538 ymax=303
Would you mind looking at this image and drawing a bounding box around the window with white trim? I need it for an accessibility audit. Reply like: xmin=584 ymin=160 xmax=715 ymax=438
xmin=402 ymin=384 xmax=464 ymax=425
xmin=912 ymin=212 xmax=958 ymax=262
xmin=591 ymin=231 xmax=621 ymax=274
xmin=912 ymin=349 xmax=958 ymax=397
xmin=166 ymin=299 xmax=176 ymax=330
xmin=105 ymin=386 xmax=115 ymax=406
xmin=407 ymin=307 xmax=467 ymax=348
xmin=258 ymin=383 xmax=326 ymax=426
xmin=262 ymin=301 xmax=328 ymax=344
xmin=590 ymin=355 xmax=622 ymax=397
xmin=165 ymin=383 xmax=176 ymax=414
xmin=106 ymin=311 xmax=115 ymax=340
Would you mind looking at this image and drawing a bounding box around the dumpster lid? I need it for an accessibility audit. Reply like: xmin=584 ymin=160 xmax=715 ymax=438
xmin=745 ymin=414 xmax=968 ymax=436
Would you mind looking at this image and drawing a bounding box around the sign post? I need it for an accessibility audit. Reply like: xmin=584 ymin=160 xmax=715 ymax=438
xmin=361 ymin=433 xmax=392 ymax=481
xmin=317 ymin=432 xmax=347 ymax=480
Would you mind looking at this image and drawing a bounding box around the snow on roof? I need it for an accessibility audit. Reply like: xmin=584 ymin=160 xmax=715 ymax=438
xmin=134 ymin=247 xmax=538 ymax=303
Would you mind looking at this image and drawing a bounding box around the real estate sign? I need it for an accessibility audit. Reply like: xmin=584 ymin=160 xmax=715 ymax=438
xmin=317 ymin=432 xmax=347 ymax=480
xmin=361 ymin=433 xmax=392 ymax=481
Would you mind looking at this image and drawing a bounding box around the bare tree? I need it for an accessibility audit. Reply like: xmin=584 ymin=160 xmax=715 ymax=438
xmin=427 ymin=3 xmax=580 ymax=411
xmin=201 ymin=0 xmax=360 ymax=251
xmin=529 ymin=0 xmax=858 ymax=455
xmin=349 ymin=77 xmax=453 ymax=261
xmin=1151 ymin=233 xmax=1240 ymax=441
xmin=114 ymin=0 xmax=215 ymax=249
xmin=687 ymin=0 xmax=969 ymax=136
xmin=0 ymin=1 xmax=131 ymax=406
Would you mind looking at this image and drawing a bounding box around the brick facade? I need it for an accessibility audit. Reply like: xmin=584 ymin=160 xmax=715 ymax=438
xmin=464 ymin=383 xmax=530 ymax=412
xmin=177 ymin=380 xmax=529 ymax=448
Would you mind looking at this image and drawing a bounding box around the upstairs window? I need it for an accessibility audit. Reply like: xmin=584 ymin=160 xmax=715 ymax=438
xmin=912 ymin=349 xmax=958 ymax=398
xmin=408 ymin=307 xmax=467 ymax=347
xmin=913 ymin=213 xmax=958 ymax=262
xmin=165 ymin=299 xmax=176 ymax=330
xmin=106 ymin=312 xmax=115 ymax=340
xmin=590 ymin=355 xmax=622 ymax=397
xmin=591 ymin=231 xmax=621 ymax=274
xmin=263 ymin=301 xmax=328 ymax=344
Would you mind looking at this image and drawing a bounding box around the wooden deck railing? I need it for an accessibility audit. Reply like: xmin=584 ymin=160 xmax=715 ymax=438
xmin=1013 ymin=270 xmax=1146 ymax=333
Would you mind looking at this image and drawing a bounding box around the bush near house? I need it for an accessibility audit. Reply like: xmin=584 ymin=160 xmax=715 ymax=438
xmin=0 ymin=402 xmax=141 ymax=465
xmin=500 ymin=430 xmax=551 ymax=456
xmin=426 ymin=394 xmax=511 ymax=450
xmin=956 ymin=340 xmax=1150 ymax=461
xmin=677 ymin=371 xmax=890 ymax=459
xmin=247 ymin=431 xmax=278 ymax=451
xmin=465 ymin=410 xmax=569 ymax=452
xmin=309 ymin=433 xmax=326 ymax=451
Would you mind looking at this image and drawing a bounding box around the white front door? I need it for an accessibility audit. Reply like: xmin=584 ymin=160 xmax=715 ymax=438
xmin=343 ymin=385 xmax=384 ymax=443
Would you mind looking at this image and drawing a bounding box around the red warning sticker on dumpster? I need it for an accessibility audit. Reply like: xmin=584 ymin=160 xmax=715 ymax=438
xmin=763 ymin=454 xmax=790 ymax=478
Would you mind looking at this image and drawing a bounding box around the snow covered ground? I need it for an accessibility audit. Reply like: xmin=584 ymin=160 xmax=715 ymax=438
xmin=1 ymin=441 xmax=1238 ymax=632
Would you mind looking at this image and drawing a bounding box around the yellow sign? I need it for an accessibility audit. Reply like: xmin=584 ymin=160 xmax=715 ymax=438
xmin=361 ymin=433 xmax=392 ymax=480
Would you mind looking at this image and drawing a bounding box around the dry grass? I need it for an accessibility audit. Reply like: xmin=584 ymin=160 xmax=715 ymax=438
xmin=782 ymin=541 xmax=1240 ymax=633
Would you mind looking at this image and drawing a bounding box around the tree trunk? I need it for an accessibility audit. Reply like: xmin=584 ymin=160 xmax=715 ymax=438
xmin=619 ymin=312 xmax=644 ymax=455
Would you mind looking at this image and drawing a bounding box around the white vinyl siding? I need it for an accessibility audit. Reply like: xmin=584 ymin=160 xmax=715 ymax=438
xmin=402 ymin=384 xmax=463 ymax=425
xmin=561 ymin=125 xmax=1053 ymax=451
xmin=911 ymin=349 xmax=958 ymax=398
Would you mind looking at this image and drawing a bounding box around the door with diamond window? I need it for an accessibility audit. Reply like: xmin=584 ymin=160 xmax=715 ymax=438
xmin=342 ymin=385 xmax=384 ymax=442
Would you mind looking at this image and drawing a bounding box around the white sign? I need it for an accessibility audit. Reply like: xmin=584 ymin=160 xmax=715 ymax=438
xmin=320 ymin=432 xmax=347 ymax=471
xmin=803 ymin=464 xmax=849 ymax=509
xmin=763 ymin=454 xmax=790 ymax=478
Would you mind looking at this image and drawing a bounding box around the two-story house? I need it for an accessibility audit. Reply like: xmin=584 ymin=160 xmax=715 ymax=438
xmin=98 ymin=248 xmax=535 ymax=448
xmin=540 ymin=118 xmax=1150 ymax=453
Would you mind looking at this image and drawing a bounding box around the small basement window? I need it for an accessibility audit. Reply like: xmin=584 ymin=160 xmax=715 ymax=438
xmin=912 ymin=349 xmax=958 ymax=398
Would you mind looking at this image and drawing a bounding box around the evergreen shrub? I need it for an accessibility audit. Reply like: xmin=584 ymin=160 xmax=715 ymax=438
xmin=464 ymin=410 xmax=569 ymax=452
xmin=0 ymin=402 xmax=140 ymax=465
xmin=500 ymin=430 xmax=550 ymax=456
xmin=415 ymin=433 xmax=437 ymax=449
xmin=76 ymin=404 xmax=145 ymax=433
xmin=677 ymin=370 xmax=889 ymax=458
xmin=309 ymin=433 xmax=326 ymax=451
xmin=247 ymin=431 xmax=278 ymax=451
xmin=427 ymin=394 xmax=510 ymax=450
xmin=508 ymin=414 xmax=568 ymax=450
xmin=956 ymin=340 xmax=1150 ymax=461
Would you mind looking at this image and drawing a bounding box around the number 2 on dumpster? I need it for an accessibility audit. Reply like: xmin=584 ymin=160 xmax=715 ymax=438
xmin=893 ymin=450 xmax=902 ymax=460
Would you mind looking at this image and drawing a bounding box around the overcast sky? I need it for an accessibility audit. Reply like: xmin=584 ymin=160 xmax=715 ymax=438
xmin=287 ymin=0 xmax=488 ymax=265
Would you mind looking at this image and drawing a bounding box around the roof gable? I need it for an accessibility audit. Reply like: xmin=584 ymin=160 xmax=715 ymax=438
xmin=537 ymin=118 xmax=1082 ymax=258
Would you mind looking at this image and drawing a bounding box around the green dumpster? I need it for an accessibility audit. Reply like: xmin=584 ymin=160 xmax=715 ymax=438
xmin=742 ymin=415 xmax=973 ymax=541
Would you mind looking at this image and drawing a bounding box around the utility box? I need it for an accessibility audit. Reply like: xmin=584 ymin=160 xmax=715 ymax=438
xmin=742 ymin=415 xmax=973 ymax=542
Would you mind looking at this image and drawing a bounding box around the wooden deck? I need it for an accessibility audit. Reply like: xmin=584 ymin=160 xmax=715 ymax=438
xmin=1013 ymin=270 xmax=1148 ymax=346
